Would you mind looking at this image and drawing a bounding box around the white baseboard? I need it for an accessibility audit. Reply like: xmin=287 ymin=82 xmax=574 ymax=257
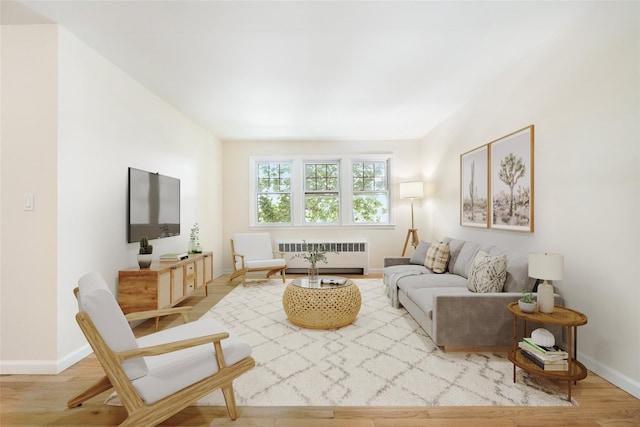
xmin=579 ymin=350 xmax=640 ymax=399
xmin=0 ymin=344 xmax=92 ymax=375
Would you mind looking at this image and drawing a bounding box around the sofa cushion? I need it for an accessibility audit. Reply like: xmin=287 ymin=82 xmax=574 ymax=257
xmin=443 ymin=237 xmax=466 ymax=274
xmin=424 ymin=241 xmax=450 ymax=273
xmin=396 ymin=271 xmax=467 ymax=292
xmin=467 ymin=251 xmax=507 ymax=293
xmin=449 ymin=241 xmax=481 ymax=278
xmin=488 ymin=247 xmax=536 ymax=292
xmin=410 ymin=240 xmax=431 ymax=265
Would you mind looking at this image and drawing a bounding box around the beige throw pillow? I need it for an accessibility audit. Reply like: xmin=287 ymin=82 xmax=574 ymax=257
xmin=467 ymin=251 xmax=508 ymax=293
xmin=424 ymin=241 xmax=450 ymax=274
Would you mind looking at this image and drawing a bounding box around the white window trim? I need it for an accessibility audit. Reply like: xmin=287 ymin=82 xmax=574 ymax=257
xmin=250 ymin=154 xmax=393 ymax=228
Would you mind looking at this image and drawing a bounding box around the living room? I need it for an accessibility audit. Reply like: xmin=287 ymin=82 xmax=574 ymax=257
xmin=1 ymin=0 xmax=638 ymax=420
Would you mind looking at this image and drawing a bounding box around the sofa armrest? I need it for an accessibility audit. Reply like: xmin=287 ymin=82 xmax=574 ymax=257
xmin=431 ymin=292 xmax=563 ymax=347
xmin=384 ymin=257 xmax=411 ymax=267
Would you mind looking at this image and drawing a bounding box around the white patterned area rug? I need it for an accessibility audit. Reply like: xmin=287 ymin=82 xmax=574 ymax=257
xmin=107 ymin=278 xmax=573 ymax=407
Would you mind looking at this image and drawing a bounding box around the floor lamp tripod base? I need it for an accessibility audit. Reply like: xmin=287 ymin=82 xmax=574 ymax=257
xmin=402 ymin=229 xmax=420 ymax=256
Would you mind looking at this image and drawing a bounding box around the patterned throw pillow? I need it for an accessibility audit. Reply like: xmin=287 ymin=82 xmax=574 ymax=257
xmin=424 ymin=241 xmax=450 ymax=274
xmin=467 ymin=251 xmax=508 ymax=293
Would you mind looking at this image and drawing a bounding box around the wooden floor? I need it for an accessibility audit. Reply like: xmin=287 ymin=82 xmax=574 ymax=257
xmin=2 ymin=274 xmax=639 ymax=427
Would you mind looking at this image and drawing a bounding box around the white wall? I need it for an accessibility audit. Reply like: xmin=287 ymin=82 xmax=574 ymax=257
xmin=420 ymin=2 xmax=639 ymax=398
xmin=1 ymin=25 xmax=59 ymax=369
xmin=221 ymin=139 xmax=424 ymax=273
xmin=0 ymin=25 xmax=223 ymax=374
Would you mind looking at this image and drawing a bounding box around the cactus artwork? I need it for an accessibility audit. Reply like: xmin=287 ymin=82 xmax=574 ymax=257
xmin=139 ymin=237 xmax=153 ymax=254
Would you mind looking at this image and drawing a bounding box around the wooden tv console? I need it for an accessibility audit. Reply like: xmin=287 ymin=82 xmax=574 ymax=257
xmin=118 ymin=252 xmax=213 ymax=316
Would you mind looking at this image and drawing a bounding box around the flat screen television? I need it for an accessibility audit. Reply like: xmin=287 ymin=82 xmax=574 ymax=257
xmin=127 ymin=167 xmax=180 ymax=243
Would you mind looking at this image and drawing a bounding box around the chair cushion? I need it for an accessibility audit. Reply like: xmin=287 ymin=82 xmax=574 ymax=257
xmin=233 ymin=233 xmax=275 ymax=261
xmin=132 ymin=318 xmax=252 ymax=404
xmin=245 ymin=258 xmax=286 ymax=269
xmin=78 ymin=273 xmax=148 ymax=380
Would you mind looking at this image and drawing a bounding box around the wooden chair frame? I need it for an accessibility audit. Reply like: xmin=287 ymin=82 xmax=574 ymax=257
xmin=68 ymin=288 xmax=255 ymax=427
xmin=230 ymin=238 xmax=286 ymax=286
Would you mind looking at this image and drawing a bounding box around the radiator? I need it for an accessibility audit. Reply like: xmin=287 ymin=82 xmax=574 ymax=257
xmin=275 ymin=239 xmax=369 ymax=275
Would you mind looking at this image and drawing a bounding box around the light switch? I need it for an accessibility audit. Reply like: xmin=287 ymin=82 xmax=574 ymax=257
xmin=24 ymin=193 xmax=35 ymax=211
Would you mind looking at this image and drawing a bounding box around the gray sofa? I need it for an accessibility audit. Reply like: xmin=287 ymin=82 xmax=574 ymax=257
xmin=384 ymin=237 xmax=562 ymax=349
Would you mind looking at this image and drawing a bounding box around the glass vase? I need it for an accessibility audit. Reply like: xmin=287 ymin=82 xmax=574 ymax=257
xmin=188 ymin=239 xmax=198 ymax=254
xmin=308 ymin=262 xmax=319 ymax=288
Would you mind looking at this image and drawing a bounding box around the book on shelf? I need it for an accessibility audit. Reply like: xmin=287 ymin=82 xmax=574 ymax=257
xmin=518 ymin=342 xmax=568 ymax=362
xmin=522 ymin=338 xmax=568 ymax=356
xmin=520 ymin=349 xmax=568 ymax=371
xmin=159 ymin=252 xmax=189 ymax=261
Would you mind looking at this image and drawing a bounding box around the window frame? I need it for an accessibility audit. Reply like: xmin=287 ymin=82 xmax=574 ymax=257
xmin=303 ymin=160 xmax=341 ymax=225
xmin=250 ymin=154 xmax=393 ymax=228
xmin=351 ymin=159 xmax=390 ymax=225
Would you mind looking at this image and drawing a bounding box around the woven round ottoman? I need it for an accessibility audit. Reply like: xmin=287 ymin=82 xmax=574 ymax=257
xmin=283 ymin=277 xmax=362 ymax=329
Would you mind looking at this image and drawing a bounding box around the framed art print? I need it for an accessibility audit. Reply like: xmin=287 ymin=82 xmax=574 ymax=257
xmin=489 ymin=125 xmax=534 ymax=232
xmin=460 ymin=144 xmax=489 ymax=228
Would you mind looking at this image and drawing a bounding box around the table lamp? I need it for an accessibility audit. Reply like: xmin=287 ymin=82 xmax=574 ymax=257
xmin=400 ymin=181 xmax=424 ymax=256
xmin=528 ymin=252 xmax=564 ymax=313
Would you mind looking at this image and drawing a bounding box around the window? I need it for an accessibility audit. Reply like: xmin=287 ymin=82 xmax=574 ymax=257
xmin=352 ymin=161 xmax=389 ymax=224
xmin=252 ymin=155 xmax=390 ymax=227
xmin=304 ymin=162 xmax=340 ymax=224
xmin=256 ymin=162 xmax=292 ymax=224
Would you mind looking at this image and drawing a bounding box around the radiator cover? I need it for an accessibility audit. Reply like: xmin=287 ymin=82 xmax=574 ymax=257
xmin=275 ymin=239 xmax=369 ymax=275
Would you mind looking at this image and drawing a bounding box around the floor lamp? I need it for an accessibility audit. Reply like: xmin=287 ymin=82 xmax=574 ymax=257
xmin=400 ymin=181 xmax=424 ymax=256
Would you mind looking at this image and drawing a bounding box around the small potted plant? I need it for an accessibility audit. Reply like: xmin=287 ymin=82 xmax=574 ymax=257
xmin=137 ymin=236 xmax=153 ymax=268
xmin=519 ymin=288 xmax=537 ymax=313
xmin=294 ymin=241 xmax=337 ymax=287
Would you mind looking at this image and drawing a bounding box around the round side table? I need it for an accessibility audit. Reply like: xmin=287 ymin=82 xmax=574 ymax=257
xmin=507 ymin=303 xmax=588 ymax=401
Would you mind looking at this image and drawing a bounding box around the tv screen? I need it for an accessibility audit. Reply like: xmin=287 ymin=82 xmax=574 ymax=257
xmin=127 ymin=167 xmax=180 ymax=243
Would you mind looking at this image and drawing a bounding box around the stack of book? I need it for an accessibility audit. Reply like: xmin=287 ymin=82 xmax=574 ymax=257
xmin=519 ymin=338 xmax=569 ymax=371
xmin=159 ymin=252 xmax=189 ymax=262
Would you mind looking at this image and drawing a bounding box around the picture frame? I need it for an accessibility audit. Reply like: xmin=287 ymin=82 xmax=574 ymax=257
xmin=460 ymin=144 xmax=489 ymax=228
xmin=489 ymin=125 xmax=534 ymax=232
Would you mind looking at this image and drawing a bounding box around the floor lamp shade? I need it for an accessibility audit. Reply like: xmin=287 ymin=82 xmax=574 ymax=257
xmin=529 ymin=252 xmax=564 ymax=313
xmin=400 ymin=182 xmax=424 ymax=199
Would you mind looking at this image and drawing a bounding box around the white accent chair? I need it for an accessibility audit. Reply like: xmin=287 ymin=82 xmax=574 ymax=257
xmin=68 ymin=272 xmax=255 ymax=427
xmin=230 ymin=232 xmax=287 ymax=286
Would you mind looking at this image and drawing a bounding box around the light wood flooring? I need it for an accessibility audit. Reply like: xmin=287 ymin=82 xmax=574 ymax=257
xmin=2 ymin=274 xmax=639 ymax=426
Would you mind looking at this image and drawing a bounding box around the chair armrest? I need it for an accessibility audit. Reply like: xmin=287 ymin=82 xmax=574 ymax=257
xmin=125 ymin=306 xmax=192 ymax=324
xmin=384 ymin=257 xmax=411 ymax=267
xmin=274 ymin=250 xmax=285 ymax=259
xmin=232 ymin=252 xmax=246 ymax=269
xmin=119 ymin=332 xmax=230 ymax=360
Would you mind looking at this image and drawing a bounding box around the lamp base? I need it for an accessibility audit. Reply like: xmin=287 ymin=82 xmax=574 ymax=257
xmin=401 ymin=229 xmax=420 ymax=256
xmin=537 ymin=281 xmax=555 ymax=313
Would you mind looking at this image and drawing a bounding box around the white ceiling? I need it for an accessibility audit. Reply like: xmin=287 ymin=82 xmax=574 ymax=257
xmin=2 ymin=1 xmax=592 ymax=142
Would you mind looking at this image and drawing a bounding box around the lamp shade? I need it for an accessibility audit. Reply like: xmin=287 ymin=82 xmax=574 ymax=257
xmin=400 ymin=182 xmax=424 ymax=199
xmin=528 ymin=252 xmax=564 ymax=280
